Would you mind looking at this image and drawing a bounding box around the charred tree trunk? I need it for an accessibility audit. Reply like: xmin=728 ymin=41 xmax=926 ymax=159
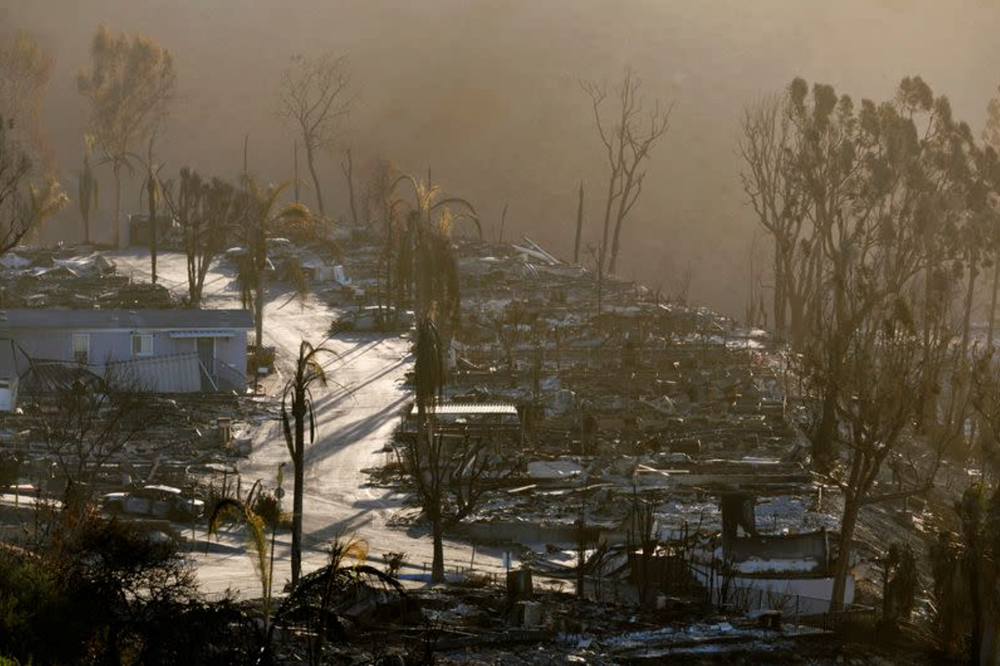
xmin=113 ymin=164 xmax=123 ymax=249
xmin=962 ymin=262 xmax=979 ymax=355
xmin=608 ymin=172 xmax=636 ymax=275
xmin=774 ymin=240 xmax=786 ymax=340
xmin=988 ymin=254 xmax=1000 ymax=348
xmin=147 ymin=141 xmax=157 ymax=285
xmin=305 ymin=142 xmax=325 ymax=217
xmin=789 ymin=291 xmax=807 ymax=351
xmin=343 ymin=148 xmax=358 ymax=226
xmin=919 ymin=262 xmax=940 ymax=430
xmin=576 ymin=502 xmax=586 ymax=598
xmin=599 ymin=173 xmax=617 ymax=275
xmin=830 ymin=498 xmax=860 ymax=611
xmin=293 ymin=141 xmax=301 ymax=204
xmin=815 ymin=390 xmax=838 ymax=466
xmin=813 ymin=328 xmax=843 ymax=466
xmin=969 ymin=550 xmax=983 ymax=666
xmin=430 ymin=497 xmax=445 ymax=583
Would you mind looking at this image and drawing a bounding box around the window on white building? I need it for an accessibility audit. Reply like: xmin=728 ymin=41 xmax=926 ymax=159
xmin=132 ymin=334 xmax=153 ymax=357
xmin=72 ymin=334 xmax=90 ymax=365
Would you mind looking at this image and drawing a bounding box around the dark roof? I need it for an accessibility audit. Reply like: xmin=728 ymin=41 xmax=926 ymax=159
xmin=0 ymin=309 xmax=253 ymax=331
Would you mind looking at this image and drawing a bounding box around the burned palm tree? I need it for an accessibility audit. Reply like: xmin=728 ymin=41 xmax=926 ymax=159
xmin=390 ymin=172 xmax=480 ymax=238
xmin=281 ymin=340 xmax=334 ymax=585
xmin=405 ymin=319 xmax=448 ymax=582
xmin=207 ymin=486 xmax=273 ymax=633
xmin=275 ymin=537 xmax=405 ymax=665
xmin=236 ymin=177 xmax=310 ymax=358
xmin=388 ymin=172 xmax=477 ymax=322
xmin=415 ymin=223 xmax=461 ymax=333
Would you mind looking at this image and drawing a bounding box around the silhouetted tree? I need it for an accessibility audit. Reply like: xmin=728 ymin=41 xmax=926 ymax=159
xmin=388 ymin=172 xmax=477 ymax=330
xmin=739 ymin=92 xmax=810 ymax=345
xmin=791 ymin=76 xmax=970 ymax=464
xmin=78 ymin=25 xmax=176 ymax=247
xmin=162 ymin=169 xmax=243 ymax=307
xmin=982 ymin=84 xmax=1000 ymax=348
xmin=235 ymin=177 xmax=310 ymax=353
xmin=281 ymin=340 xmax=333 ymax=585
xmin=582 ymin=67 xmax=672 ymax=275
xmin=207 ymin=489 xmax=274 ymax=634
xmin=277 ymin=53 xmax=352 ymax=218
xmin=0 ymin=116 xmax=67 ymax=254
xmin=36 ymin=368 xmax=159 ymax=493
xmin=396 ymin=319 xmax=498 ymax=583
xmin=954 ymin=483 xmax=1000 ymax=665
xmin=140 ymin=137 xmax=164 ymax=283
xmin=0 ymin=31 xmax=52 ymax=162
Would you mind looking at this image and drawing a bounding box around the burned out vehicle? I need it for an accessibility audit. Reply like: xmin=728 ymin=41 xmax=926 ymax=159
xmin=101 ymin=484 xmax=204 ymax=522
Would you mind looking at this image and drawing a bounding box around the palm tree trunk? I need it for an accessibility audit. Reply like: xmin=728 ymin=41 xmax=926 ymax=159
xmin=430 ymin=499 xmax=445 ymax=583
xmin=292 ymin=404 xmax=305 ymax=585
xmin=291 ymin=454 xmax=304 ymax=584
xmin=305 ymin=143 xmax=325 ymax=217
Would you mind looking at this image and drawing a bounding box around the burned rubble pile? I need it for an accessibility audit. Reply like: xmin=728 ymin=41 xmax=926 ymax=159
xmin=331 ymin=235 xmax=969 ymax=663
xmin=287 ymin=569 xmax=919 ymax=666
xmin=0 ymin=245 xmax=177 ymax=309
xmin=377 ymin=236 xmax=899 ymax=618
xmin=0 ymin=244 xmax=264 ymax=531
xmin=0 ymin=384 xmax=269 ymax=529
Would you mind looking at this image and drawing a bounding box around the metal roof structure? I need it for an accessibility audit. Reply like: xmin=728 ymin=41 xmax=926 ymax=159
xmin=0 ymin=309 xmax=253 ymax=331
xmin=408 ymin=401 xmax=519 ymax=417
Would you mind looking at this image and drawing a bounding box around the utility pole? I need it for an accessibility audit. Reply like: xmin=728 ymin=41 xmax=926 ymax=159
xmin=573 ymin=182 xmax=584 ymax=264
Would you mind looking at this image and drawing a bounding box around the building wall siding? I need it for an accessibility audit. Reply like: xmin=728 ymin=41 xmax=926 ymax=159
xmin=5 ymin=327 xmax=247 ymax=392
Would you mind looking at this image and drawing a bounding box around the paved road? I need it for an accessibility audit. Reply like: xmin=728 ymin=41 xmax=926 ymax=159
xmin=107 ymin=250 xmax=506 ymax=594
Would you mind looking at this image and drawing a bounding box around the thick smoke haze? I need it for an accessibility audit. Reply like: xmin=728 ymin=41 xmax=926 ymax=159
xmin=4 ymin=0 xmax=999 ymax=316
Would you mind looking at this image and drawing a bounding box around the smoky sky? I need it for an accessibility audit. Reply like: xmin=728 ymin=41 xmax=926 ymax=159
xmin=4 ymin=0 xmax=1000 ymax=316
